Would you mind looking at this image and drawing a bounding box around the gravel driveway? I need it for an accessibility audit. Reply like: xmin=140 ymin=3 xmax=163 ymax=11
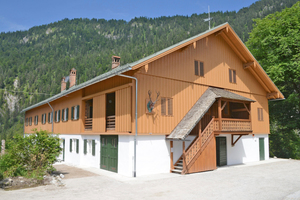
xmin=1 ymin=159 xmax=299 ymax=200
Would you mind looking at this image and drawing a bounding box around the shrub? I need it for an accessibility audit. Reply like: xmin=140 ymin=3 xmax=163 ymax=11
xmin=0 ymin=129 xmax=61 ymax=180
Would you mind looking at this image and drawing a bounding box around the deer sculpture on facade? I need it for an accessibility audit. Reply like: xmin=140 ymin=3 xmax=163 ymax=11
xmin=147 ymin=90 xmax=160 ymax=113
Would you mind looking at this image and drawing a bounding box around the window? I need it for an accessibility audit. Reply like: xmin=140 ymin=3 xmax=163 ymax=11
xmin=29 ymin=117 xmax=32 ymax=126
xmin=258 ymin=108 xmax=263 ymax=121
xmin=34 ymin=115 xmax=38 ymax=125
xmin=70 ymin=138 xmax=79 ymax=153
xmin=62 ymin=108 xmax=69 ymax=122
xmin=71 ymin=105 xmax=80 ymax=120
xmin=194 ymin=60 xmax=204 ymax=77
xmin=84 ymin=139 xmax=95 ymax=156
xmin=42 ymin=113 xmax=47 ymax=124
xmin=25 ymin=118 xmax=28 ymax=126
xmin=161 ymin=97 xmax=173 ymax=116
xmin=229 ymin=69 xmax=236 ymax=83
xmin=48 ymin=112 xmax=53 ymax=124
xmin=55 ymin=110 xmax=60 ymax=122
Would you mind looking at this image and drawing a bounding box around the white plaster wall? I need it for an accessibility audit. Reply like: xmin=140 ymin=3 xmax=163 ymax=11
xmin=220 ymin=134 xmax=269 ymax=166
xmin=118 ymin=135 xmax=171 ymax=177
xmin=173 ymin=135 xmax=197 ymax=164
xmin=58 ymin=134 xmax=100 ymax=168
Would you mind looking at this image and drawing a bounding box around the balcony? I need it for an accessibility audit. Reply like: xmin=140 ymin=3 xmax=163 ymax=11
xmin=85 ymin=118 xmax=93 ymax=130
xmin=214 ymin=118 xmax=252 ymax=132
xmin=106 ymin=115 xmax=115 ymax=131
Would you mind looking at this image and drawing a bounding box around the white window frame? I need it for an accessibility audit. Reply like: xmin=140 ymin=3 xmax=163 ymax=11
xmin=87 ymin=139 xmax=92 ymax=155
xmin=74 ymin=106 xmax=78 ymax=120
xmin=64 ymin=108 xmax=67 ymax=121
xmin=72 ymin=139 xmax=77 ymax=153
xmin=50 ymin=112 xmax=53 ymax=123
xmin=56 ymin=111 xmax=60 ymax=122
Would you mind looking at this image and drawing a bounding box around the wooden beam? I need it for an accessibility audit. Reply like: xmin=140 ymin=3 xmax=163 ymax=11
xmin=231 ymin=108 xmax=247 ymax=112
xmin=215 ymin=29 xmax=225 ymax=37
xmin=248 ymin=67 xmax=271 ymax=93
xmin=170 ymin=141 xmax=174 ymax=172
xmin=220 ymin=32 xmax=247 ymax=63
xmin=231 ymin=134 xmax=243 ymax=146
xmin=243 ymin=62 xmax=255 ymax=69
xmin=221 ymin=101 xmax=227 ymax=111
xmin=182 ymin=141 xmax=186 ymax=175
xmin=267 ymin=92 xmax=278 ymax=98
xmin=218 ymin=99 xmax=222 ymax=131
xmin=243 ymin=103 xmax=250 ymax=114
xmin=193 ymin=42 xmax=196 ymax=49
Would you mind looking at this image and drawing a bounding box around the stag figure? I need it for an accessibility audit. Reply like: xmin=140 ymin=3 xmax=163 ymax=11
xmin=147 ymin=90 xmax=160 ymax=113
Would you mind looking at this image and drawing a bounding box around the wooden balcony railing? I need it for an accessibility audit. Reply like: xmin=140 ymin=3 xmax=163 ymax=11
xmin=214 ymin=118 xmax=251 ymax=132
xmin=85 ymin=118 xmax=93 ymax=130
xmin=106 ymin=115 xmax=115 ymax=131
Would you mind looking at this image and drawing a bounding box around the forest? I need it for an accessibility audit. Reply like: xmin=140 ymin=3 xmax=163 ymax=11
xmin=0 ymin=0 xmax=299 ymax=158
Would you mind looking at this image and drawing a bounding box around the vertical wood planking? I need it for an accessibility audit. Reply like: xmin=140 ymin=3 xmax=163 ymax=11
xmin=93 ymin=94 xmax=106 ymax=133
xmin=116 ymin=87 xmax=132 ymax=132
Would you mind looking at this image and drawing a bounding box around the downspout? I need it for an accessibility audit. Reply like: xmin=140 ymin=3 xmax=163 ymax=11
xmin=47 ymin=102 xmax=54 ymax=134
xmin=116 ymin=73 xmax=138 ymax=178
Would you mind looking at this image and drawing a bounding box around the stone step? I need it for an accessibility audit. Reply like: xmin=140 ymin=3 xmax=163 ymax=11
xmin=174 ymin=166 xmax=183 ymax=170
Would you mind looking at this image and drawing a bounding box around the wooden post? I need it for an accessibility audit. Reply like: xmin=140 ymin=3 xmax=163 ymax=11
xmin=218 ymin=99 xmax=222 ymax=131
xmin=170 ymin=141 xmax=174 ymax=172
xmin=182 ymin=141 xmax=186 ymax=174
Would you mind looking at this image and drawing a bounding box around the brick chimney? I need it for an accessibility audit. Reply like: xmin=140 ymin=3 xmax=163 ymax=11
xmin=112 ymin=56 xmax=120 ymax=69
xmin=61 ymin=77 xmax=66 ymax=92
xmin=69 ymin=68 xmax=77 ymax=88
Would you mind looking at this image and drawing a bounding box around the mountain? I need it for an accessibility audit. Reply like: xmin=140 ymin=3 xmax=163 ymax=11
xmin=0 ymin=0 xmax=298 ymax=139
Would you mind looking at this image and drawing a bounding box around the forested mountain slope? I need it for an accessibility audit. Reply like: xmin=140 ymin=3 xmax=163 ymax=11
xmin=0 ymin=0 xmax=298 ymax=139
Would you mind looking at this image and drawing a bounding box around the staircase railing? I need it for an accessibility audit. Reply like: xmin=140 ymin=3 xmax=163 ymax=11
xmin=183 ymin=117 xmax=215 ymax=171
xmin=106 ymin=115 xmax=115 ymax=131
xmin=85 ymin=118 xmax=93 ymax=130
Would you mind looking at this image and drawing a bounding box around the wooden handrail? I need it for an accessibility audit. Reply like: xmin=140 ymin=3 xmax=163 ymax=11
xmin=215 ymin=118 xmax=251 ymax=122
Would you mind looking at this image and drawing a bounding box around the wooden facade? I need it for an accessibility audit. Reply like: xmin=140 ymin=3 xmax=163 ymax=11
xmin=23 ymin=23 xmax=283 ymax=175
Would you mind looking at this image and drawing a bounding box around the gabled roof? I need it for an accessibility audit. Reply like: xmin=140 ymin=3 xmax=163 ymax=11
xmin=22 ymin=22 xmax=283 ymax=113
xmin=167 ymin=87 xmax=254 ymax=140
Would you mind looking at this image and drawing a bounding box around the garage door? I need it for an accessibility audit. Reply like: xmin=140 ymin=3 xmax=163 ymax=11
xmin=100 ymin=135 xmax=118 ymax=172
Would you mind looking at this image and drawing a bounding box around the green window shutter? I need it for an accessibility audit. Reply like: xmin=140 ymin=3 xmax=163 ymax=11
xmin=92 ymin=140 xmax=95 ymax=156
xmin=76 ymin=105 xmax=80 ymax=120
xmin=84 ymin=139 xmax=87 ymax=155
xmin=70 ymin=139 xmax=72 ymax=152
xmin=58 ymin=110 xmax=60 ymax=122
xmin=48 ymin=113 xmax=50 ymax=123
xmin=37 ymin=116 xmax=38 ymax=124
xmin=71 ymin=107 xmax=74 ymax=120
xmin=76 ymin=139 xmax=79 ymax=154
xmin=66 ymin=108 xmax=69 ymax=121
xmin=55 ymin=111 xmax=57 ymax=122
xmin=62 ymin=109 xmax=64 ymax=121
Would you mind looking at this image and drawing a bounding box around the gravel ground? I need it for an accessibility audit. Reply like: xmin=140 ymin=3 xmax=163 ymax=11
xmin=0 ymin=159 xmax=300 ymax=200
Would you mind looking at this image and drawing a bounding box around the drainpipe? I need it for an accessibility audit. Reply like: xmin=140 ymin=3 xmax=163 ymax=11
xmin=47 ymin=102 xmax=54 ymax=134
xmin=117 ymin=73 xmax=138 ymax=178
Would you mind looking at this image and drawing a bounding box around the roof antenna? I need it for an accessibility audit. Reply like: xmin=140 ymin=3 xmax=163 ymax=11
xmin=204 ymin=5 xmax=213 ymax=30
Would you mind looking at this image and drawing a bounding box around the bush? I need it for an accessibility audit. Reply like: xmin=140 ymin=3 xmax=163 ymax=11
xmin=0 ymin=129 xmax=61 ymax=180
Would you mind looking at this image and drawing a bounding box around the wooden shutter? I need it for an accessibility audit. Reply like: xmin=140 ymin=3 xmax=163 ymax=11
xmin=70 ymin=139 xmax=72 ymax=152
xmin=92 ymin=140 xmax=95 ymax=156
xmin=58 ymin=110 xmax=60 ymax=122
xmin=84 ymin=139 xmax=87 ymax=155
xmin=62 ymin=109 xmax=64 ymax=121
xmin=76 ymin=139 xmax=79 ymax=153
xmin=48 ymin=113 xmax=50 ymax=123
xmin=194 ymin=61 xmax=199 ymax=76
xmin=229 ymin=69 xmax=232 ymax=83
xmin=55 ymin=111 xmax=57 ymax=122
xmin=93 ymin=95 xmax=106 ymax=132
xmin=76 ymin=105 xmax=80 ymax=120
xmin=233 ymin=70 xmax=236 ymax=83
xmin=71 ymin=107 xmax=74 ymax=120
xmin=66 ymin=108 xmax=69 ymax=121
xmin=36 ymin=116 xmax=38 ymax=125
xmin=116 ymin=87 xmax=132 ymax=132
xmin=167 ymin=98 xmax=173 ymax=116
xmin=200 ymin=62 xmax=204 ymax=76
xmin=161 ymin=98 xmax=166 ymax=115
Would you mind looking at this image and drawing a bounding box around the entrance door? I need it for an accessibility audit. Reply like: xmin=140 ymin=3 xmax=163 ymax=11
xmin=101 ymin=135 xmax=118 ymax=172
xmin=216 ymin=137 xmax=227 ymax=166
xmin=259 ymin=138 xmax=265 ymax=160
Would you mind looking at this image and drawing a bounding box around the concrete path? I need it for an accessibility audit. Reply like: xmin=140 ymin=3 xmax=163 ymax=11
xmin=1 ymin=159 xmax=300 ymax=200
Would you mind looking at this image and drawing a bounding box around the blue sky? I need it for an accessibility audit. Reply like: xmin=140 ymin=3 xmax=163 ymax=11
xmin=0 ymin=0 xmax=258 ymax=33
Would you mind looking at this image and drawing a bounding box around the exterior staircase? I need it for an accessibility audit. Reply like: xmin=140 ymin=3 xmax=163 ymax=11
xmin=171 ymin=117 xmax=215 ymax=174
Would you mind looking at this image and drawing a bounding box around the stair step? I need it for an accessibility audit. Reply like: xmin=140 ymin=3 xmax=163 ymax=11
xmin=174 ymin=166 xmax=183 ymax=170
xmin=177 ymin=163 xmax=183 ymax=166
xmin=171 ymin=169 xmax=182 ymax=174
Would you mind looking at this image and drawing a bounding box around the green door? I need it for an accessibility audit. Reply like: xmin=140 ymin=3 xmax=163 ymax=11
xmin=216 ymin=137 xmax=227 ymax=166
xmin=259 ymin=138 xmax=265 ymax=160
xmin=101 ymin=135 xmax=118 ymax=172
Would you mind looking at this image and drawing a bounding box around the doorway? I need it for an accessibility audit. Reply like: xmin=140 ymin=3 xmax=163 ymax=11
xmin=216 ymin=137 xmax=227 ymax=166
xmin=100 ymin=135 xmax=118 ymax=172
xmin=259 ymin=138 xmax=265 ymax=160
xmin=106 ymin=92 xmax=116 ymax=131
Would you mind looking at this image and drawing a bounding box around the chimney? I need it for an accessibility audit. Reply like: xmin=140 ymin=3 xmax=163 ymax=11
xmin=112 ymin=56 xmax=120 ymax=69
xmin=69 ymin=68 xmax=77 ymax=88
xmin=61 ymin=77 xmax=67 ymax=92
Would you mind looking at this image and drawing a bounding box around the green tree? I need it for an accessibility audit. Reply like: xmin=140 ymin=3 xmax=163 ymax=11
xmin=246 ymin=2 xmax=300 ymax=159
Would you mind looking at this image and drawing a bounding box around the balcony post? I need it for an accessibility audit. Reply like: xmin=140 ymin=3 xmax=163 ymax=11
xmin=170 ymin=141 xmax=174 ymax=171
xmin=218 ymin=98 xmax=222 ymax=131
xmin=182 ymin=141 xmax=186 ymax=174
